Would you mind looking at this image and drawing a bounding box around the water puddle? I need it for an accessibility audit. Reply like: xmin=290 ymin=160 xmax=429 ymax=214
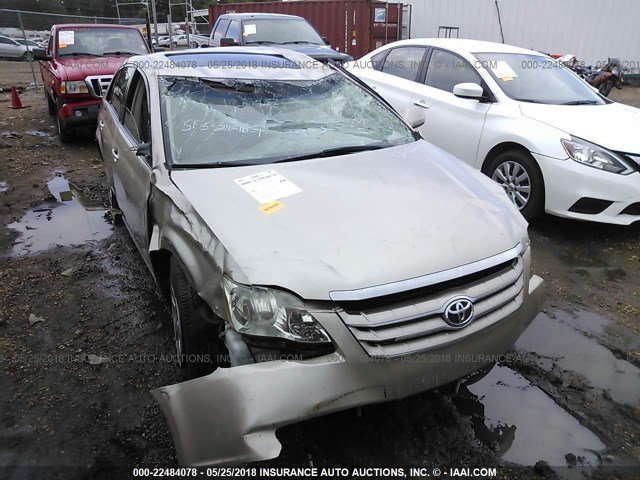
xmin=24 ymin=129 xmax=52 ymax=138
xmin=455 ymin=365 xmax=605 ymax=472
xmin=0 ymin=181 xmax=7 ymax=193
xmin=8 ymin=175 xmax=112 ymax=256
xmin=515 ymin=312 xmax=640 ymax=406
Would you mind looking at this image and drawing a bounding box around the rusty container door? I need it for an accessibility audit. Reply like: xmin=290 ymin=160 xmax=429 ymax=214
xmin=369 ymin=2 xmax=403 ymax=51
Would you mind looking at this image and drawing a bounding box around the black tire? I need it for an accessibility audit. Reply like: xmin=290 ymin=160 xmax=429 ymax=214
xmin=108 ymin=188 xmax=123 ymax=224
xmin=55 ymin=99 xmax=72 ymax=143
xmin=599 ymin=80 xmax=613 ymax=97
xmin=23 ymin=51 xmax=33 ymax=62
xmin=45 ymin=90 xmax=56 ymax=116
xmin=484 ymin=149 xmax=544 ymax=221
xmin=169 ymin=256 xmax=221 ymax=379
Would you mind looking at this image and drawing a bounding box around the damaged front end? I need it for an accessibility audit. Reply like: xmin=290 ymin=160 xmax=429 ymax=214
xmin=153 ymin=258 xmax=544 ymax=466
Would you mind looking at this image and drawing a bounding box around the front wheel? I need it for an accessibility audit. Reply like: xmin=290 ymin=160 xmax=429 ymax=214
xmin=169 ymin=256 xmax=221 ymax=379
xmin=485 ymin=150 xmax=544 ymax=221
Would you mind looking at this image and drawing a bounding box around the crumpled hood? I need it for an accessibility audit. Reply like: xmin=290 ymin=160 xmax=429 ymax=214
xmin=55 ymin=56 xmax=127 ymax=82
xmin=520 ymin=102 xmax=640 ymax=154
xmin=170 ymin=141 xmax=526 ymax=300
xmin=283 ymin=44 xmax=352 ymax=62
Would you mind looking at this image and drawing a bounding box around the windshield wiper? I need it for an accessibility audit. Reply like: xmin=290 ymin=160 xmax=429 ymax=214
xmin=281 ymin=40 xmax=320 ymax=45
xmin=245 ymin=40 xmax=281 ymax=45
xmin=270 ymin=144 xmax=392 ymax=164
xmin=58 ymin=52 xmax=101 ymax=57
xmin=102 ymin=51 xmax=142 ymax=56
xmin=171 ymin=160 xmax=262 ymax=169
xmin=516 ymin=98 xmax=547 ymax=104
xmin=561 ymin=100 xmax=599 ymax=105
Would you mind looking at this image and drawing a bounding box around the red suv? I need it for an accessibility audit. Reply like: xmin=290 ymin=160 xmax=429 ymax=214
xmin=34 ymin=24 xmax=150 ymax=141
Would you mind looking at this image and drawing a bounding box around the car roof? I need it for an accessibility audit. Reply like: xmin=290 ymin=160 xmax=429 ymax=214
xmin=379 ymin=38 xmax=543 ymax=56
xmin=53 ymin=23 xmax=141 ymax=30
xmin=129 ymin=47 xmax=331 ymax=81
xmin=217 ymin=13 xmax=304 ymax=21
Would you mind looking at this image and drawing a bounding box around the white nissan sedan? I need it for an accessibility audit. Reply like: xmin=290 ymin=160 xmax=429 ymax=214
xmin=348 ymin=39 xmax=640 ymax=225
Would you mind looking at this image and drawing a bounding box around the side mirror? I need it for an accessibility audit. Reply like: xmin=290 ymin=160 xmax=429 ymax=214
xmin=453 ymin=82 xmax=485 ymax=100
xmin=400 ymin=106 xmax=425 ymax=129
xmin=220 ymin=37 xmax=239 ymax=47
xmin=135 ymin=142 xmax=151 ymax=158
xmin=321 ymin=36 xmax=330 ymax=45
xmin=32 ymin=48 xmax=50 ymax=61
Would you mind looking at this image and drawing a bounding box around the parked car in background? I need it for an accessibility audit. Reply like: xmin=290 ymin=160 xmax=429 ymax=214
xmin=16 ymin=38 xmax=40 ymax=53
xmin=208 ymin=13 xmax=352 ymax=62
xmin=97 ymin=47 xmax=544 ymax=466
xmin=0 ymin=35 xmax=31 ymax=61
xmin=349 ymin=39 xmax=640 ymax=225
xmin=157 ymin=36 xmax=176 ymax=48
xmin=33 ymin=24 xmax=150 ymax=142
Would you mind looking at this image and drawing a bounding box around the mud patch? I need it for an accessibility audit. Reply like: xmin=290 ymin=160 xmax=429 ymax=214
xmin=454 ymin=365 xmax=605 ymax=472
xmin=7 ymin=174 xmax=112 ymax=256
xmin=515 ymin=312 xmax=640 ymax=406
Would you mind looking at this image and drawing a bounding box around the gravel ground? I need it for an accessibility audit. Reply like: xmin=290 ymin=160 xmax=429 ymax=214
xmin=0 ymin=86 xmax=638 ymax=480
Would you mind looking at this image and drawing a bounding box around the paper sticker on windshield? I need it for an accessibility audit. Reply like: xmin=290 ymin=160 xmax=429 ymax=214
xmin=243 ymin=24 xmax=257 ymax=36
xmin=491 ymin=60 xmax=517 ymax=81
xmin=235 ymin=170 xmax=301 ymax=204
xmin=59 ymin=30 xmax=75 ymax=46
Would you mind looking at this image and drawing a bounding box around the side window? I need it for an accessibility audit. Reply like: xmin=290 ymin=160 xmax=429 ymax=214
xmin=47 ymin=33 xmax=53 ymax=55
xmin=0 ymin=37 xmax=11 ymax=45
xmin=370 ymin=50 xmax=388 ymax=71
xmin=380 ymin=47 xmax=426 ymax=81
xmin=107 ymin=66 xmax=134 ymax=120
xmin=123 ymin=73 xmax=151 ymax=151
xmin=226 ymin=21 xmax=241 ymax=43
xmin=425 ymin=49 xmax=482 ymax=93
xmin=212 ymin=19 xmax=231 ymax=44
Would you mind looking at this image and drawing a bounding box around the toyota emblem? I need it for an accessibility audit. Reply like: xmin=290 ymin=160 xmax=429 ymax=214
xmin=443 ymin=297 xmax=475 ymax=327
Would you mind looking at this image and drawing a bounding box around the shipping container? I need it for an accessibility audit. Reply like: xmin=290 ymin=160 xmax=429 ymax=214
xmin=208 ymin=0 xmax=404 ymax=59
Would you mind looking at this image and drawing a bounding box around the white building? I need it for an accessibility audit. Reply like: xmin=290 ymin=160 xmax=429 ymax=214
xmin=398 ymin=0 xmax=640 ymax=72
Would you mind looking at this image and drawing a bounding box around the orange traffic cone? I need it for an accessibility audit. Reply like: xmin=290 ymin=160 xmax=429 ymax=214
xmin=9 ymin=86 xmax=26 ymax=109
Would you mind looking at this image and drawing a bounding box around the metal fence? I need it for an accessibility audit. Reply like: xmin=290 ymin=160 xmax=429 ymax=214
xmin=0 ymin=9 xmax=145 ymax=88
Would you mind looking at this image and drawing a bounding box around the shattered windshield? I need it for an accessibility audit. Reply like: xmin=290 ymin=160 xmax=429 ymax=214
xmin=160 ymin=72 xmax=415 ymax=167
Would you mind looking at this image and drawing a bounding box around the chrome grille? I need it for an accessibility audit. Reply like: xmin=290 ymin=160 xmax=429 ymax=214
xmin=85 ymin=75 xmax=113 ymax=99
xmin=338 ymin=253 xmax=525 ymax=358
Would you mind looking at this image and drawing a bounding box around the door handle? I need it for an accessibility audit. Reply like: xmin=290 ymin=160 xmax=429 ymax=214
xmin=112 ymin=148 xmax=119 ymax=162
xmin=412 ymin=99 xmax=430 ymax=109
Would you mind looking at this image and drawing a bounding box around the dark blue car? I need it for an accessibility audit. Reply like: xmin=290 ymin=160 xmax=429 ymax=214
xmin=208 ymin=13 xmax=353 ymax=62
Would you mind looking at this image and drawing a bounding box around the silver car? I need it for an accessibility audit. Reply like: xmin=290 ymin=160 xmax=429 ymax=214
xmin=0 ymin=35 xmax=30 ymax=61
xmin=96 ymin=47 xmax=544 ymax=466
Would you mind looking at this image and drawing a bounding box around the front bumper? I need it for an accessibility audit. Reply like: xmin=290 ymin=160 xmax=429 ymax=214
xmin=58 ymin=98 xmax=101 ymax=129
xmin=534 ymin=153 xmax=640 ymax=225
xmin=153 ymin=275 xmax=544 ymax=466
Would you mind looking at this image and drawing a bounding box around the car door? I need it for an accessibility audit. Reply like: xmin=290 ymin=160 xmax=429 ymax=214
xmin=110 ymin=71 xmax=153 ymax=251
xmin=413 ymin=48 xmax=493 ymax=167
xmin=356 ymin=46 xmax=428 ymax=113
xmin=0 ymin=37 xmax=22 ymax=58
xmin=209 ymin=18 xmax=231 ymax=47
xmin=98 ymin=65 xmax=134 ymax=190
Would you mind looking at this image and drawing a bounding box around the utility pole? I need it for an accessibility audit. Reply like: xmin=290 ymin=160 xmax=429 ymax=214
xmin=151 ymin=0 xmax=159 ymax=46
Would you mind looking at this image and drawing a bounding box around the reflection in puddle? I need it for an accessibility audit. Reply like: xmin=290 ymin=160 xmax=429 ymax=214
xmin=455 ymin=365 xmax=605 ymax=470
xmin=0 ymin=181 xmax=7 ymax=193
xmin=516 ymin=312 xmax=640 ymax=406
xmin=24 ymin=129 xmax=52 ymax=138
xmin=8 ymin=175 xmax=112 ymax=255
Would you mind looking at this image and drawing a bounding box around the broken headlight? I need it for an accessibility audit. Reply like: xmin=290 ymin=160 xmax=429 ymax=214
xmin=222 ymin=277 xmax=331 ymax=345
xmin=561 ymin=136 xmax=634 ymax=174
